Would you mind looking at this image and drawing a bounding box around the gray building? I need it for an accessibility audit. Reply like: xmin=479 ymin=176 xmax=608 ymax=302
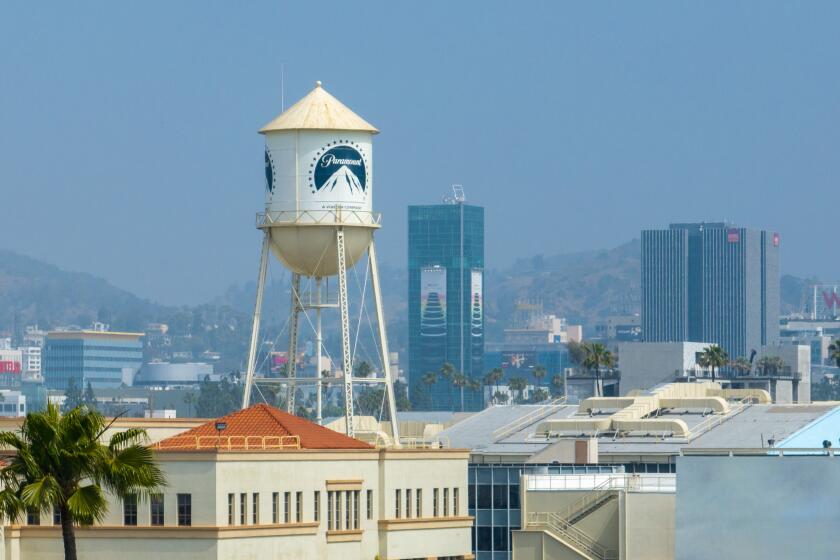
xmin=641 ymin=222 xmax=779 ymax=359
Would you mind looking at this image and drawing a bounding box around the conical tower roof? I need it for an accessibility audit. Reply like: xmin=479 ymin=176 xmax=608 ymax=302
xmin=259 ymin=81 xmax=379 ymax=134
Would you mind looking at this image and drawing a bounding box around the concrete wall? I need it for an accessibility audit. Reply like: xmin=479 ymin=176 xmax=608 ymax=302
xmin=622 ymin=492 xmax=674 ymax=560
xmin=618 ymin=342 xmax=710 ymax=395
xmin=676 ymin=455 xmax=840 ymax=559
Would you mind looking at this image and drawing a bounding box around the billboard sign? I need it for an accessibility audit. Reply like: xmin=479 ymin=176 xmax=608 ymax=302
xmin=727 ymin=228 xmax=741 ymax=243
xmin=420 ymin=267 xmax=447 ymax=338
xmin=501 ymin=351 xmax=536 ymax=371
xmin=0 ymin=361 xmax=21 ymax=374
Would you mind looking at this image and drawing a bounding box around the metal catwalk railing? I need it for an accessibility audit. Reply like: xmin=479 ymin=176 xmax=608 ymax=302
xmin=492 ymin=397 xmax=567 ymax=442
xmin=528 ymin=511 xmax=618 ymax=560
xmin=686 ymin=396 xmax=754 ymax=441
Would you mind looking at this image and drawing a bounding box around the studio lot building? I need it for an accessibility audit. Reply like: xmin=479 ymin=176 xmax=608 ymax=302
xmin=2 ymin=404 xmax=473 ymax=560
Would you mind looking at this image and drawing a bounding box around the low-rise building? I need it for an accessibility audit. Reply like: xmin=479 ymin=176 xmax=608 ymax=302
xmin=2 ymin=404 xmax=474 ymax=560
xmin=43 ymin=330 xmax=144 ymax=390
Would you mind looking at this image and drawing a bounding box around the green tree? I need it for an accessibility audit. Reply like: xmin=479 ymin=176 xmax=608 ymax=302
xmin=729 ymin=356 xmax=752 ymax=376
xmin=421 ymin=372 xmax=437 ymax=409
xmin=182 ymin=391 xmax=197 ymax=417
xmin=493 ymin=391 xmax=510 ymax=405
xmin=550 ymin=374 xmax=565 ymax=398
xmin=196 ymin=375 xmax=241 ymax=418
xmin=756 ymin=355 xmax=785 ymax=376
xmin=393 ymin=380 xmax=412 ymax=411
xmin=582 ymin=342 xmax=616 ymax=397
xmin=566 ymin=341 xmax=586 ymax=366
xmin=64 ymin=378 xmax=83 ymax=411
xmin=354 ymin=361 xmax=373 ymax=378
xmin=508 ymin=376 xmax=528 ymax=404
xmin=83 ymin=382 xmax=97 ymax=410
xmin=484 ymin=368 xmax=504 ymax=403
xmin=698 ymin=345 xmax=728 ymax=383
xmin=439 ymin=363 xmax=457 ymax=409
xmin=829 ymin=339 xmax=840 ymax=367
xmin=531 ymin=388 xmax=549 ymax=403
xmin=532 ymin=365 xmax=547 ymax=389
xmin=0 ymin=404 xmax=166 ymax=560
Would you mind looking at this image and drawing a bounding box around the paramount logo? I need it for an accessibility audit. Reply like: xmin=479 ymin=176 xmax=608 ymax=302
xmin=320 ymin=153 xmax=362 ymax=167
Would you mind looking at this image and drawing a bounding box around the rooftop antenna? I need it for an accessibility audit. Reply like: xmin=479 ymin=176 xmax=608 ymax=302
xmin=443 ymin=184 xmax=465 ymax=204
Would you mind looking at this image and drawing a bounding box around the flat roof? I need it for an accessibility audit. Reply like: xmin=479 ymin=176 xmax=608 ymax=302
xmin=47 ymin=330 xmax=144 ymax=339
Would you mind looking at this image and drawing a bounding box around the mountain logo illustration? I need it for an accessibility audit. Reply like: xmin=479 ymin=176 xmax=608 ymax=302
xmin=312 ymin=144 xmax=368 ymax=194
xmin=264 ymin=150 xmax=275 ymax=193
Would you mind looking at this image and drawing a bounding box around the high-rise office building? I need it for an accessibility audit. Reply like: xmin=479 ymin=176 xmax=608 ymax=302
xmin=408 ymin=201 xmax=484 ymax=411
xmin=43 ymin=330 xmax=144 ymax=390
xmin=641 ymin=222 xmax=779 ymax=359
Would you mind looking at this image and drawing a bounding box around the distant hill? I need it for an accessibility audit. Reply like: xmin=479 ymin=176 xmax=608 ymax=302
xmin=0 ymin=250 xmax=165 ymax=333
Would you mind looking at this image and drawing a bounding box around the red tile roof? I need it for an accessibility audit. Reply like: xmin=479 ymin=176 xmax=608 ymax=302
xmin=154 ymin=403 xmax=372 ymax=452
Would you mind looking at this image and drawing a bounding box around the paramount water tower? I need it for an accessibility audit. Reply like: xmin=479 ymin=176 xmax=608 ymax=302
xmin=241 ymin=81 xmax=399 ymax=441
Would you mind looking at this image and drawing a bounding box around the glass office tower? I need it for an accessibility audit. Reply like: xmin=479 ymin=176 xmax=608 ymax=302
xmin=408 ymin=203 xmax=484 ymax=411
xmin=641 ymin=222 xmax=780 ymax=359
xmin=43 ymin=331 xmax=144 ymax=390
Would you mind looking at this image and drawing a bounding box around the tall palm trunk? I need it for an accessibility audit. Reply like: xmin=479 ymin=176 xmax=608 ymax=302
xmin=60 ymin=503 xmax=77 ymax=560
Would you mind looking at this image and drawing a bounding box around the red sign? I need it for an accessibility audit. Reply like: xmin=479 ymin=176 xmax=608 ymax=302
xmin=0 ymin=361 xmax=21 ymax=374
xmin=823 ymin=291 xmax=840 ymax=310
xmin=727 ymin=229 xmax=740 ymax=243
xmin=773 ymin=232 xmax=780 ymax=247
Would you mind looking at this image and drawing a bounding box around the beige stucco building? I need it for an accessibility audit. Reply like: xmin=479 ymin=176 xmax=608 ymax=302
xmin=0 ymin=404 xmax=473 ymax=559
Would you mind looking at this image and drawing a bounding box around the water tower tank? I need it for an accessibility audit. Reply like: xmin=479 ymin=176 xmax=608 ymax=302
xmin=260 ymin=81 xmax=379 ymax=277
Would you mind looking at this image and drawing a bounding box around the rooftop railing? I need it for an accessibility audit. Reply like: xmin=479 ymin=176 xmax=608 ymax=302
xmin=256 ymin=209 xmax=381 ymax=228
xmin=153 ymin=434 xmax=301 ymax=451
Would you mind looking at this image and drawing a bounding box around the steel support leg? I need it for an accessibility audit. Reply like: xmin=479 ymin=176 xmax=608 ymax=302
xmin=315 ymin=277 xmax=323 ymax=425
xmin=286 ymin=273 xmax=301 ymax=413
xmin=242 ymin=231 xmax=270 ymax=409
xmin=337 ymin=228 xmax=355 ymax=437
xmin=368 ymin=241 xmax=401 ymax=445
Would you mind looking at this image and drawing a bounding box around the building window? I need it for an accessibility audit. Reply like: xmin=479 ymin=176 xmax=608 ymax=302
xmin=443 ymin=488 xmax=449 ymax=517
xmin=453 ymin=488 xmax=459 ymax=516
xmin=228 ymin=494 xmax=235 ymax=525
xmin=272 ymin=492 xmax=279 ymax=524
xmin=493 ymin=526 xmax=508 ymax=552
xmin=416 ymin=489 xmax=422 ymax=518
xmin=151 ymin=494 xmax=164 ymax=526
xmin=353 ymin=490 xmax=360 ymax=529
xmin=177 ymin=494 xmax=191 ymax=526
xmin=252 ymin=493 xmax=259 ymax=524
xmin=240 ymin=493 xmax=247 ymax=525
xmin=53 ymin=506 xmax=61 ymax=525
xmin=406 ymin=489 xmax=412 ymax=518
xmin=26 ymin=508 xmax=39 ymax=526
xmin=327 ymin=491 xmax=335 ymax=530
xmin=433 ymin=488 xmax=439 ymax=517
xmin=314 ymin=491 xmax=321 ymax=523
xmin=123 ymin=494 xmax=138 ymax=526
xmin=345 ymin=491 xmax=352 ymax=530
xmin=284 ymin=492 xmax=291 ymax=523
xmin=334 ymin=491 xmax=341 ymax=530
xmin=395 ymin=489 xmax=401 ymax=519
xmin=296 ymin=491 xmax=302 ymax=523
xmin=366 ymin=489 xmax=373 ymax=520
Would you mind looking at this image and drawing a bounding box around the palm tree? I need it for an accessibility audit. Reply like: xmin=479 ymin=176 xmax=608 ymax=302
xmin=0 ymin=404 xmax=166 ymax=560
xmin=182 ymin=391 xmax=197 ymax=417
xmin=421 ymin=372 xmax=437 ymax=408
xmin=550 ymin=374 xmax=564 ymax=398
xmin=582 ymin=342 xmax=616 ymax=397
xmin=698 ymin=345 xmax=728 ymax=382
xmin=729 ymin=356 xmax=751 ymax=377
xmin=532 ymin=365 xmax=547 ymax=389
xmin=508 ymin=376 xmax=528 ymax=404
xmin=439 ymin=362 xmax=457 ymax=410
xmin=484 ymin=368 xmax=504 ymax=403
xmin=451 ymin=374 xmax=468 ymax=411
xmin=829 ymin=340 xmax=840 ymax=367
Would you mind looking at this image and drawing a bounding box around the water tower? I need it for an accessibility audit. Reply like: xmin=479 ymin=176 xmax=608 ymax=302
xmin=241 ymin=81 xmax=400 ymax=442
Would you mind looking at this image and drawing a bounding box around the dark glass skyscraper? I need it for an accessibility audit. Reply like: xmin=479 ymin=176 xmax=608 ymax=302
xmin=641 ymin=222 xmax=779 ymax=359
xmin=408 ymin=203 xmax=484 ymax=411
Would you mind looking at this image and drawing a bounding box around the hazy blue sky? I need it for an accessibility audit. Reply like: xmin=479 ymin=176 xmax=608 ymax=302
xmin=2 ymin=2 xmax=839 ymax=304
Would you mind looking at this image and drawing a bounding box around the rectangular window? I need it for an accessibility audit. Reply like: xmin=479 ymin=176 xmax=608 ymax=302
xmin=151 ymin=494 xmax=164 ymax=526
xmin=453 ymin=488 xmax=459 ymax=516
xmin=334 ymin=491 xmax=341 ymax=530
xmin=405 ymin=489 xmax=412 ymax=518
xmin=353 ymin=490 xmax=360 ymax=529
xmin=252 ymin=493 xmax=259 ymax=524
xmin=433 ymin=488 xmax=439 ymax=517
xmin=443 ymin=488 xmax=449 ymax=517
xmin=284 ymin=492 xmax=291 ymax=523
xmin=53 ymin=506 xmax=61 ymax=526
xmin=366 ymin=489 xmax=373 ymax=520
xmin=228 ymin=493 xmax=235 ymax=525
xmin=123 ymin=494 xmax=138 ymax=526
xmin=327 ymin=491 xmax=334 ymax=530
xmin=296 ymin=491 xmax=303 ymax=523
xmin=240 ymin=493 xmax=247 ymax=525
xmin=416 ymin=489 xmax=422 ymax=518
xmin=177 ymin=494 xmax=191 ymax=526
xmin=314 ymin=491 xmax=321 ymax=523
xmin=272 ymin=492 xmax=279 ymax=524
xmin=395 ymin=489 xmax=401 ymax=519
xmin=345 ymin=491 xmax=351 ymax=530
xmin=26 ymin=508 xmax=39 ymax=526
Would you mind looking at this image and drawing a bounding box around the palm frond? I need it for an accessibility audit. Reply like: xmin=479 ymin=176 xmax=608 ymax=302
xmin=66 ymin=484 xmax=107 ymax=525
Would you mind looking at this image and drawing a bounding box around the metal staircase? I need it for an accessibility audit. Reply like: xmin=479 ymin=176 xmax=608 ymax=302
xmin=528 ymin=511 xmax=618 ymax=560
xmin=560 ymin=476 xmax=627 ymax=524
